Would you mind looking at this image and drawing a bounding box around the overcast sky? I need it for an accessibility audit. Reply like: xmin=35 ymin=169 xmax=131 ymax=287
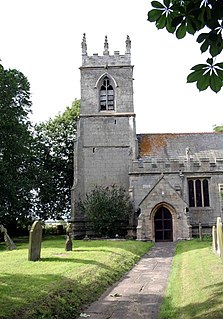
xmin=1 ymin=0 xmax=223 ymax=133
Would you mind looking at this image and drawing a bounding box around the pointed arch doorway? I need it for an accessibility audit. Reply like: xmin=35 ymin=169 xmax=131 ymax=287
xmin=154 ymin=206 xmax=173 ymax=242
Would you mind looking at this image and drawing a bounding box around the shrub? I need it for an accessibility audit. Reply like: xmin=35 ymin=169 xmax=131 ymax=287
xmin=79 ymin=185 xmax=133 ymax=237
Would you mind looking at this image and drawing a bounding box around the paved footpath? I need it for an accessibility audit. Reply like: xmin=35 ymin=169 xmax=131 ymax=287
xmin=78 ymin=242 xmax=176 ymax=319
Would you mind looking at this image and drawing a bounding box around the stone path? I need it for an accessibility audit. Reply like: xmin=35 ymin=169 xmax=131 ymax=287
xmin=78 ymin=242 xmax=176 ymax=319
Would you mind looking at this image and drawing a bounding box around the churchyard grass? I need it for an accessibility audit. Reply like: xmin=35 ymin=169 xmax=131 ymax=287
xmin=0 ymin=236 xmax=152 ymax=319
xmin=159 ymin=238 xmax=223 ymax=319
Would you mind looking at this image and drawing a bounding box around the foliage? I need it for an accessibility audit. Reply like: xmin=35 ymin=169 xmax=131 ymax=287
xmin=0 ymin=62 xmax=80 ymax=232
xmin=79 ymin=185 xmax=133 ymax=237
xmin=33 ymin=100 xmax=80 ymax=221
xmin=0 ymin=63 xmax=34 ymax=234
xmin=148 ymin=0 xmax=223 ymax=92
xmin=0 ymin=237 xmax=152 ymax=318
xmin=213 ymin=123 xmax=223 ymax=132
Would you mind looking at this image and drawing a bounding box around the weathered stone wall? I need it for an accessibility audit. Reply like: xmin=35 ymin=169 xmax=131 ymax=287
xmin=80 ymin=115 xmax=133 ymax=147
xmin=83 ymin=146 xmax=130 ymax=193
xmin=80 ymin=67 xmax=134 ymax=115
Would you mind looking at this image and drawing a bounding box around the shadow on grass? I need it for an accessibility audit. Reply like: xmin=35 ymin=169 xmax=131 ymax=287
xmin=0 ymin=238 xmax=152 ymax=319
xmin=0 ymin=273 xmax=62 ymax=318
xmin=73 ymin=248 xmax=123 ymax=255
xmin=73 ymin=239 xmax=154 ymax=258
xmin=0 ymin=265 xmax=136 ymax=319
xmin=160 ymin=284 xmax=223 ymax=319
xmin=0 ymin=242 xmax=6 ymax=251
xmin=1 ymin=236 xmax=153 ymax=254
xmin=174 ymin=238 xmax=212 ymax=255
xmin=41 ymin=256 xmax=112 ymax=270
xmin=3 ymin=272 xmax=223 ymax=319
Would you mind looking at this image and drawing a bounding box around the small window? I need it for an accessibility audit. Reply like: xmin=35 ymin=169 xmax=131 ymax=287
xmin=99 ymin=76 xmax=114 ymax=111
xmin=188 ymin=178 xmax=210 ymax=207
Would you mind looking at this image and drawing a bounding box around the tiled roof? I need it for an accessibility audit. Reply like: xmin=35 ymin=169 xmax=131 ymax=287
xmin=137 ymin=132 xmax=223 ymax=160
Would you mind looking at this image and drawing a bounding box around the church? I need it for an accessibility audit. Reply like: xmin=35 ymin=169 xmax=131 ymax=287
xmin=71 ymin=34 xmax=223 ymax=241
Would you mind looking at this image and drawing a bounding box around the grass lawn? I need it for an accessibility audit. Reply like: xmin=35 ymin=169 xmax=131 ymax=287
xmin=159 ymin=238 xmax=223 ymax=319
xmin=0 ymin=236 xmax=152 ymax=319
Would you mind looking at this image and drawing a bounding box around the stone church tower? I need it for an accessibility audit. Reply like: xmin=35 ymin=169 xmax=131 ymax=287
xmin=71 ymin=34 xmax=137 ymax=237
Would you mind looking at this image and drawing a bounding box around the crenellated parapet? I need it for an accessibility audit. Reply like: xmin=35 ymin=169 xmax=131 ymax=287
xmin=81 ymin=34 xmax=131 ymax=67
xmin=130 ymin=156 xmax=223 ymax=175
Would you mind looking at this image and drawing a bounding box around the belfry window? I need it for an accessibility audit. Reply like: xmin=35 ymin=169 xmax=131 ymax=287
xmin=188 ymin=178 xmax=210 ymax=207
xmin=99 ymin=76 xmax=114 ymax=111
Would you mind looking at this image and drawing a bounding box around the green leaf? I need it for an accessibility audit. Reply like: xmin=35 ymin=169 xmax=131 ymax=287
xmin=206 ymin=18 xmax=220 ymax=30
xmin=186 ymin=18 xmax=196 ymax=35
xmin=148 ymin=9 xmax=163 ymax=22
xmin=216 ymin=62 xmax=223 ymax=69
xmin=197 ymin=33 xmax=208 ymax=43
xmin=187 ymin=69 xmax=205 ymax=83
xmin=210 ymin=73 xmax=223 ymax=93
xmin=164 ymin=0 xmax=170 ymax=7
xmin=216 ymin=68 xmax=223 ymax=80
xmin=190 ymin=64 xmax=208 ymax=71
xmin=156 ymin=14 xmax=167 ymax=29
xmin=210 ymin=42 xmax=222 ymax=57
xmin=196 ymin=72 xmax=210 ymax=91
xmin=171 ymin=15 xmax=183 ymax=28
xmin=198 ymin=7 xmax=206 ymax=27
xmin=151 ymin=1 xmax=165 ymax=9
xmin=193 ymin=19 xmax=203 ymax=32
xmin=176 ymin=21 xmax=187 ymax=39
xmin=200 ymin=38 xmax=210 ymax=53
xmin=209 ymin=31 xmax=218 ymax=42
xmin=166 ymin=15 xmax=176 ymax=33
xmin=207 ymin=58 xmax=213 ymax=65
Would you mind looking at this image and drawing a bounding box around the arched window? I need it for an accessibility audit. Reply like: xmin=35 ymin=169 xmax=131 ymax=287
xmin=203 ymin=179 xmax=210 ymax=207
xmin=188 ymin=178 xmax=210 ymax=207
xmin=195 ymin=179 xmax=202 ymax=207
xmin=188 ymin=179 xmax=195 ymax=207
xmin=99 ymin=76 xmax=114 ymax=111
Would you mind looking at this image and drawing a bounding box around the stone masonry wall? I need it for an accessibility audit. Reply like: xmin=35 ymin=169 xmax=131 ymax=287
xmin=130 ymin=157 xmax=223 ymax=235
xmin=80 ymin=66 xmax=134 ymax=115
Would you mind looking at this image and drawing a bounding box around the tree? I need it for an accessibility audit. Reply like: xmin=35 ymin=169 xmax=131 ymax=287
xmin=33 ymin=100 xmax=80 ymax=221
xmin=148 ymin=0 xmax=223 ymax=93
xmin=79 ymin=185 xmax=133 ymax=237
xmin=0 ymin=63 xmax=34 ymax=234
xmin=213 ymin=124 xmax=223 ymax=132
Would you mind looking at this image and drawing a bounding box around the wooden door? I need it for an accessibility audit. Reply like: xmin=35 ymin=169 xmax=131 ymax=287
xmin=154 ymin=207 xmax=173 ymax=242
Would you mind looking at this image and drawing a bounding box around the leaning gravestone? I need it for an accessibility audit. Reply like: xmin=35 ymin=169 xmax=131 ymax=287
xmin=0 ymin=224 xmax=16 ymax=250
xmin=28 ymin=221 xmax=42 ymax=261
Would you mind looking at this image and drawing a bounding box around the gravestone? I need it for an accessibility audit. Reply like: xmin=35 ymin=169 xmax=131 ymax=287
xmin=212 ymin=225 xmax=217 ymax=254
xmin=28 ymin=221 xmax=42 ymax=261
xmin=0 ymin=225 xmax=16 ymax=250
xmin=65 ymin=223 xmax=73 ymax=251
xmin=216 ymin=217 xmax=223 ymax=259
